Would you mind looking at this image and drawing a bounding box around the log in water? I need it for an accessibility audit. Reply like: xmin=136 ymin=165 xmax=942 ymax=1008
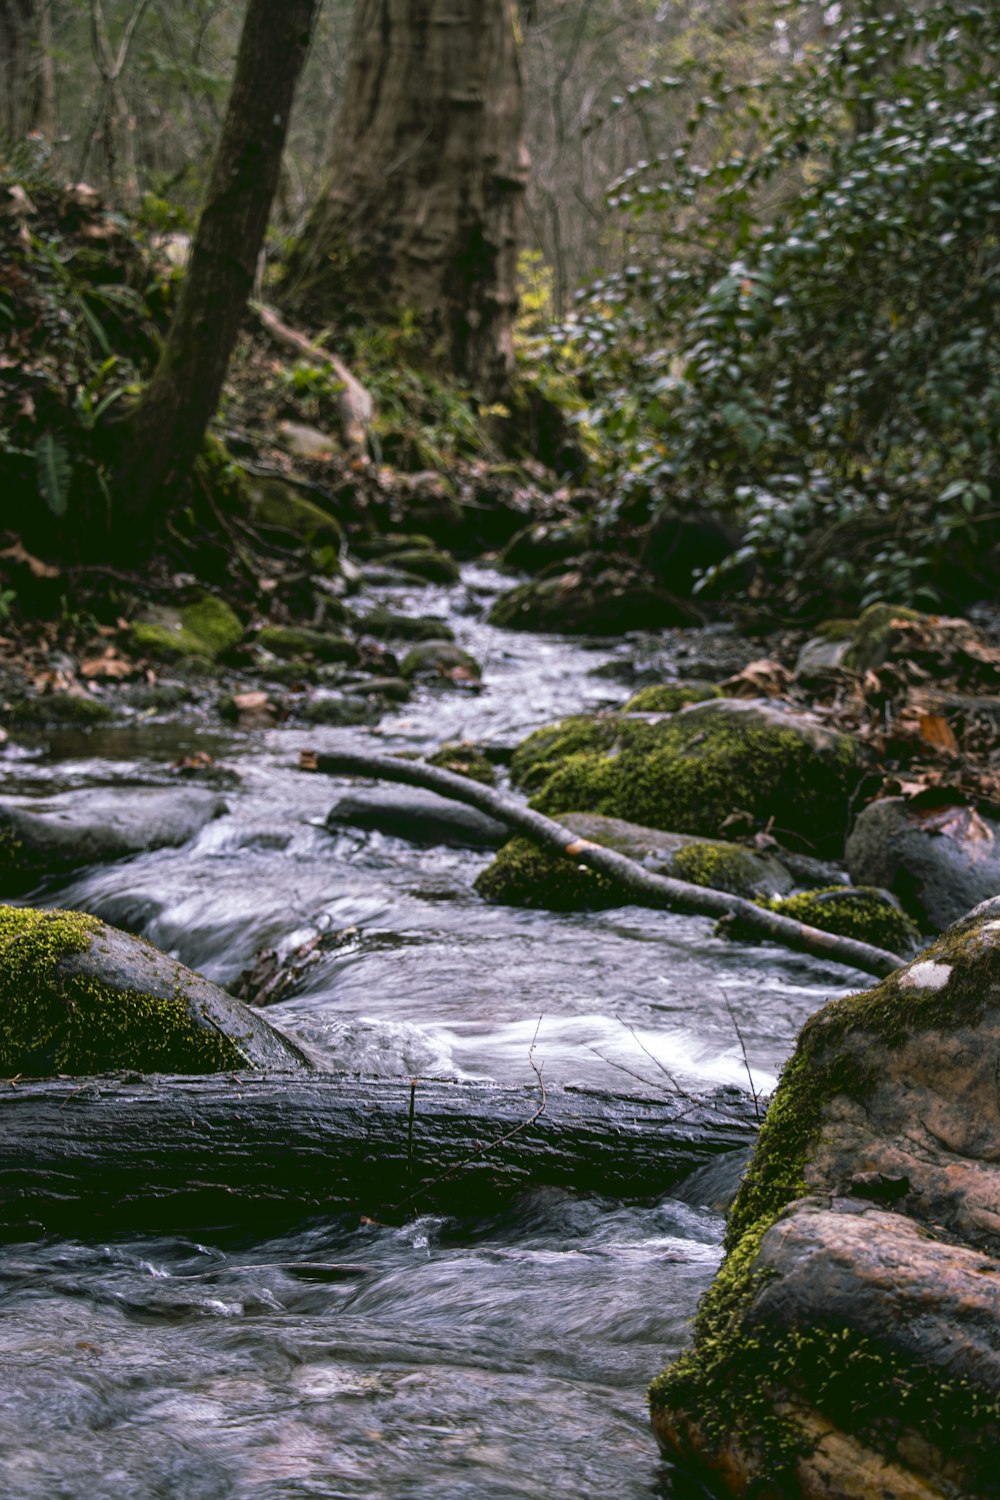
xmin=0 ymin=1072 xmax=758 ymax=1234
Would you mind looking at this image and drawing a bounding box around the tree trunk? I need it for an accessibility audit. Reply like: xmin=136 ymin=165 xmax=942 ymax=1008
xmin=0 ymin=0 xmax=48 ymax=142
xmin=282 ymin=0 xmax=528 ymax=398
xmin=109 ymin=0 xmax=320 ymax=541
xmin=0 ymin=1073 xmax=758 ymax=1235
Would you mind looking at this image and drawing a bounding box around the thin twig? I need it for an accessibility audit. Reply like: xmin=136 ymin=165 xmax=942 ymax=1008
xmin=720 ymin=988 xmax=762 ymax=1124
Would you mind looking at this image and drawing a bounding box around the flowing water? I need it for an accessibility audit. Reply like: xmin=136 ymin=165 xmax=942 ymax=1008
xmin=0 ymin=566 xmax=863 ymax=1499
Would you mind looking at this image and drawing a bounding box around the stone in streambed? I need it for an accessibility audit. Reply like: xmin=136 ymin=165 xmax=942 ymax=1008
xmin=623 ymin=682 xmax=722 ymax=713
xmin=650 ymin=899 xmax=1000 ymax=1499
xmin=846 ymin=796 xmax=1000 ymax=933
xmin=718 ymin=885 xmax=920 ymax=955
xmin=488 ymin=555 xmax=699 ymax=635
xmin=400 ymin=641 xmax=481 ymax=682
xmin=129 ymin=594 xmax=244 ymax=663
xmin=475 ymin=812 xmax=793 ymax=912
xmin=0 ymin=906 xmax=312 ymax=1077
xmin=354 ymin=607 xmax=455 ymax=643
xmin=325 ymin=786 xmax=507 ymax=850
xmin=512 ymin=699 xmax=865 ymax=855
xmin=257 ymin=625 xmax=359 ymax=665
xmin=0 ymin=786 xmax=228 ymax=894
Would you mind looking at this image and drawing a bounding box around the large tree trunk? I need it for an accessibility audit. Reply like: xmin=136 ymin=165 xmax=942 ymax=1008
xmin=282 ymin=0 xmax=528 ymax=398
xmin=109 ymin=0 xmax=320 ymax=541
xmin=0 ymin=1073 xmax=758 ymax=1235
xmin=0 ymin=0 xmax=50 ymax=142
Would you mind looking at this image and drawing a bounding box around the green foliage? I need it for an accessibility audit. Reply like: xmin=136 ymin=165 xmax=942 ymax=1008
xmin=567 ymin=0 xmax=1000 ymax=613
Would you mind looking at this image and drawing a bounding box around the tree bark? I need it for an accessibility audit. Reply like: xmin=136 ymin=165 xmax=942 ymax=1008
xmin=281 ymin=0 xmax=528 ymax=398
xmin=301 ymin=749 xmax=905 ymax=979
xmin=0 ymin=0 xmax=48 ymax=142
xmin=109 ymin=0 xmax=320 ymax=541
xmin=0 ymin=1073 xmax=758 ymax=1235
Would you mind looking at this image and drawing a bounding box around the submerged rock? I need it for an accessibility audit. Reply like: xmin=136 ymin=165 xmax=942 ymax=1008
xmin=325 ymin=786 xmax=507 ymax=849
xmin=846 ymin=796 xmax=1000 ymax=932
xmin=0 ymin=906 xmax=312 ymax=1076
xmin=511 ymin=699 xmax=865 ymax=855
xmin=475 ymin=812 xmax=794 ymax=911
xmin=0 ymin=786 xmax=227 ymax=893
xmin=650 ymin=900 xmax=1000 ymax=1498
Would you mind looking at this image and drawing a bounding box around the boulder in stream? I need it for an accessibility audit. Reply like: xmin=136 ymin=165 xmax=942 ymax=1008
xmin=0 ymin=905 xmax=312 ymax=1077
xmin=488 ymin=555 xmax=699 ymax=635
xmin=325 ymin=785 xmax=508 ymax=849
xmin=651 ymin=898 xmax=1000 ymax=1499
xmin=0 ymin=786 xmax=228 ymax=893
xmin=846 ymin=795 xmax=1000 ymax=932
xmin=511 ymin=699 xmax=866 ymax=855
xmin=475 ymin=812 xmax=794 ymax=911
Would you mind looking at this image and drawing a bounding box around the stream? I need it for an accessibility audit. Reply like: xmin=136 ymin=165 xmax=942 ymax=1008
xmin=0 ymin=565 xmax=865 ymax=1499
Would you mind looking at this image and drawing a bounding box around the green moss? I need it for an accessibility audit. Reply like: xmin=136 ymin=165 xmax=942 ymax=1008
xmin=0 ymin=906 xmax=246 ymax=1076
xmin=376 ymin=548 xmax=460 ymax=584
xmin=769 ymin=887 xmax=918 ymax=954
xmin=841 ymin=602 xmax=922 ymax=672
xmin=10 ymin=693 xmax=114 ymax=726
xmin=509 ymin=715 xmax=622 ymax=793
xmin=474 ymin=836 xmax=621 ymax=911
xmin=672 ymin=842 xmax=773 ymax=900
xmin=519 ymin=705 xmax=862 ymax=853
xmin=649 ymin=921 xmax=1000 ymax=1486
xmin=428 ymin=743 xmax=496 ymax=786
xmin=247 ymin=477 xmax=343 ymax=552
xmin=354 ymin=607 xmax=454 ymax=644
xmin=623 ymin=683 xmax=722 ymax=713
xmin=130 ymin=593 xmax=243 ymax=662
xmin=257 ymin=625 xmax=359 ymax=665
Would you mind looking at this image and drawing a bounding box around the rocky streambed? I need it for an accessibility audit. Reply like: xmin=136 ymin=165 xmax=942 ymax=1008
xmin=1 ymin=563 xmax=994 ymax=1499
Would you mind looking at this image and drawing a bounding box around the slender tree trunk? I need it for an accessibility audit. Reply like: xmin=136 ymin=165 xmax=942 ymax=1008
xmin=282 ymin=0 xmax=528 ymax=398
xmin=0 ymin=0 xmax=48 ymax=142
xmin=110 ymin=0 xmax=320 ymax=540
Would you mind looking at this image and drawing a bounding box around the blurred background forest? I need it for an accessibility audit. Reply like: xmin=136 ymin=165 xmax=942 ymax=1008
xmin=2 ymin=0 xmax=999 ymax=620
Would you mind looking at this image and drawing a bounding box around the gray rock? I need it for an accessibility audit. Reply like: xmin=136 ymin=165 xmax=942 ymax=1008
xmin=325 ymin=786 xmax=507 ymax=849
xmin=0 ymin=787 xmax=228 ymax=893
xmin=846 ymin=795 xmax=1000 ymax=931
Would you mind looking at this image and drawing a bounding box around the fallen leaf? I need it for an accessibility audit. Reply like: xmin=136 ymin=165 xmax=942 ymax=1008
xmin=917 ymin=713 xmax=960 ymax=754
xmin=720 ymin=659 xmax=794 ymax=699
xmin=232 ymin=690 xmax=270 ymax=712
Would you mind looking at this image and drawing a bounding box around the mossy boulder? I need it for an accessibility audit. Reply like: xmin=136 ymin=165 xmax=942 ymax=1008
xmin=257 ymin=625 xmax=359 ymax=666
xmin=475 ymin=813 xmax=794 ymax=911
xmin=351 ymin=532 xmax=440 ymax=560
xmin=354 ymin=607 xmax=455 ymax=643
xmin=246 ymin=477 xmax=343 ymax=552
xmin=376 ymin=547 xmax=460 ymax=584
xmin=427 ymin=742 xmax=497 ymax=786
xmin=797 ymin=603 xmax=1000 ymax=689
xmin=651 ymin=900 xmax=1000 ymax=1498
xmin=0 ymin=906 xmax=312 ymax=1077
xmin=400 ymin=641 xmax=481 ymax=682
xmin=9 ymin=692 xmax=115 ymax=727
xmin=623 ymin=682 xmax=722 ymax=714
xmin=130 ymin=594 xmax=243 ymax=662
xmin=300 ymin=693 xmax=381 ymax=727
xmin=513 ymin=700 xmax=865 ymax=854
xmin=720 ymin=885 xmax=919 ymax=955
xmin=488 ymin=556 xmax=699 ymax=635
xmin=498 ymin=519 xmax=591 ymax=574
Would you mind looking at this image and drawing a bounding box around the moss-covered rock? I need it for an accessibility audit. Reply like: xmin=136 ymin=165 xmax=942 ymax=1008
xmin=514 ymin=700 xmax=865 ymax=854
xmin=351 ymin=532 xmax=440 ymax=560
xmin=247 ymin=477 xmax=343 ymax=552
xmin=498 ymin=519 xmax=592 ymax=574
xmin=10 ymin=693 xmax=114 ymax=727
xmin=475 ymin=813 xmax=793 ymax=911
xmin=400 ymin=640 xmax=481 ymax=682
xmin=354 ymin=607 xmax=455 ymax=643
xmin=0 ymin=906 xmax=310 ymax=1076
xmin=428 ymin=742 xmax=497 ymax=786
xmin=257 ymin=625 xmax=359 ymax=666
xmin=650 ymin=902 xmax=1000 ymax=1498
xmin=377 ymin=547 xmax=460 ymax=584
xmin=623 ymin=682 xmax=722 ymax=713
xmin=488 ymin=556 xmax=698 ymax=635
xmin=300 ymin=693 xmax=381 ymax=727
xmin=720 ymin=885 xmax=919 ymax=954
xmin=130 ymin=593 xmax=243 ymax=662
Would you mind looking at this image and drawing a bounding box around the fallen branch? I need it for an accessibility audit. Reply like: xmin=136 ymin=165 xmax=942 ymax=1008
xmin=0 ymin=1073 xmax=757 ymax=1235
xmin=301 ymin=749 xmax=904 ymax=978
xmin=250 ymin=300 xmax=373 ymax=450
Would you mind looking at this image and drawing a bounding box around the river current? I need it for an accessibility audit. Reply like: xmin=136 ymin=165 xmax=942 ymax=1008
xmin=0 ymin=565 xmax=863 ymax=1499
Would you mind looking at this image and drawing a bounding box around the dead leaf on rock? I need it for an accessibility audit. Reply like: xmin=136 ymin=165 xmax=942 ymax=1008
xmin=81 ymin=649 xmax=133 ymax=680
xmin=917 ymin=713 xmax=960 ymax=754
xmin=721 ymin=659 xmax=794 ymax=698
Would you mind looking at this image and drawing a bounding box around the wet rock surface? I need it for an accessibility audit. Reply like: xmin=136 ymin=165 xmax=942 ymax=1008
xmin=0 ymin=786 xmax=228 ymax=893
xmin=846 ymin=795 xmax=1000 ymax=931
xmin=325 ymin=785 xmax=508 ymax=849
xmin=650 ymin=899 xmax=1000 ymax=1498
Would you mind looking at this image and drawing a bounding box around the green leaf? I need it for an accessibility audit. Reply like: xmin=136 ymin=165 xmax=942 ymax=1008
xmin=35 ymin=433 xmax=72 ymax=519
